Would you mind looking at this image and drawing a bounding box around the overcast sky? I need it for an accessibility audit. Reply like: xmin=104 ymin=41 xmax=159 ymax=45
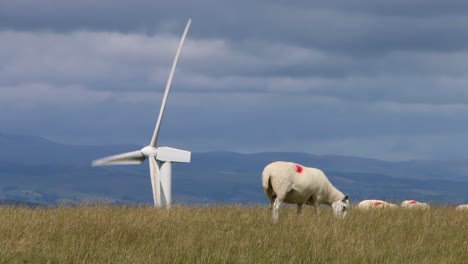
xmin=2 ymin=0 xmax=468 ymax=161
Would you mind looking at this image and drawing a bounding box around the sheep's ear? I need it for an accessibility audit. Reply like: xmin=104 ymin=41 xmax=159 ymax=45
xmin=342 ymin=195 xmax=349 ymax=202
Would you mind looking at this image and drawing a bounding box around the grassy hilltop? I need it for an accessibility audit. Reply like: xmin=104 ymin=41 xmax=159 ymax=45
xmin=0 ymin=205 xmax=467 ymax=263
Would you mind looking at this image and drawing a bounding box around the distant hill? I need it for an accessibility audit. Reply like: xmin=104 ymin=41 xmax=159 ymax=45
xmin=0 ymin=132 xmax=467 ymax=205
xmin=0 ymin=199 xmax=45 ymax=207
xmin=0 ymin=132 xmax=139 ymax=165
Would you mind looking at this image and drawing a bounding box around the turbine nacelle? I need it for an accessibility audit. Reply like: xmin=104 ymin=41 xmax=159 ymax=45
xmin=156 ymin=147 xmax=191 ymax=163
xmin=140 ymin=146 xmax=191 ymax=163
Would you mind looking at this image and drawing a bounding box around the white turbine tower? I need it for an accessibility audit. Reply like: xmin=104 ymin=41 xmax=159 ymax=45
xmin=92 ymin=18 xmax=192 ymax=208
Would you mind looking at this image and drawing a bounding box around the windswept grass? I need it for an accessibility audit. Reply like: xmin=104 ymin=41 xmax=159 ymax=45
xmin=0 ymin=205 xmax=467 ymax=263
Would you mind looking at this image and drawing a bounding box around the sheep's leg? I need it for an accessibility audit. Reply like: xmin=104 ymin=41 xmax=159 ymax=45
xmin=272 ymin=197 xmax=283 ymax=223
xmin=296 ymin=204 xmax=303 ymax=216
xmin=312 ymin=199 xmax=320 ymax=216
xmin=269 ymin=176 xmax=290 ymax=223
xmin=264 ymin=189 xmax=275 ymax=209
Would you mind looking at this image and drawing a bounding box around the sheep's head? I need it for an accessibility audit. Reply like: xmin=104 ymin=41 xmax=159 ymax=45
xmin=332 ymin=195 xmax=349 ymax=219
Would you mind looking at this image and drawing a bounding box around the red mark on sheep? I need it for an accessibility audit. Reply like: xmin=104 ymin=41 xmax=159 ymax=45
xmin=373 ymin=201 xmax=384 ymax=207
xmin=409 ymin=200 xmax=417 ymax=204
xmin=295 ymin=164 xmax=303 ymax=173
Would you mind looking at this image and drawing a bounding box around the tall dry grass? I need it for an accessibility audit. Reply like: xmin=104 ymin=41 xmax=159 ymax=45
xmin=0 ymin=204 xmax=467 ymax=263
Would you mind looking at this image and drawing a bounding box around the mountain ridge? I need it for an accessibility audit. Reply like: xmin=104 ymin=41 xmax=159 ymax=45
xmin=0 ymin=132 xmax=467 ymax=205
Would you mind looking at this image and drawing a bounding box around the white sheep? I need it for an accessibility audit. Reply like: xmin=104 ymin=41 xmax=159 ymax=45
xmin=357 ymin=199 xmax=398 ymax=209
xmin=456 ymin=204 xmax=468 ymax=211
xmin=262 ymin=161 xmax=349 ymax=222
xmin=400 ymin=200 xmax=430 ymax=209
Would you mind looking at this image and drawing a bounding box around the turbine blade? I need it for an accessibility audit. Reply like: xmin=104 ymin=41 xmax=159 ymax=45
xmin=91 ymin=150 xmax=145 ymax=166
xmin=149 ymin=156 xmax=161 ymax=207
xmin=150 ymin=18 xmax=192 ymax=147
xmin=156 ymin=147 xmax=191 ymax=163
xmin=159 ymin=161 xmax=172 ymax=207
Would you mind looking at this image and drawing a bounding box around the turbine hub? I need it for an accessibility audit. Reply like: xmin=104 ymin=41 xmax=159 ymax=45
xmin=141 ymin=146 xmax=158 ymax=157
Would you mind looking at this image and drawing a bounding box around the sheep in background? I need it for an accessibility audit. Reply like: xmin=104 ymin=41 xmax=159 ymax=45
xmin=401 ymin=200 xmax=430 ymax=209
xmin=262 ymin=161 xmax=349 ymax=222
xmin=456 ymin=204 xmax=468 ymax=211
xmin=357 ymin=199 xmax=398 ymax=209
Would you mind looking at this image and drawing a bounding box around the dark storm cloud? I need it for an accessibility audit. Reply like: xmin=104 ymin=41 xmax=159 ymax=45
xmin=2 ymin=1 xmax=468 ymax=160
xmin=3 ymin=1 xmax=468 ymax=83
xmin=3 ymin=0 xmax=468 ymax=55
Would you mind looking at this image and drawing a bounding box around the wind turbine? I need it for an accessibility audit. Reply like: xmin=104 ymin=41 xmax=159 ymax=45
xmin=92 ymin=18 xmax=192 ymax=207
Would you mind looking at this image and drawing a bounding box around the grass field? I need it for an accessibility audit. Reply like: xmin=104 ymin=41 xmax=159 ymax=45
xmin=0 ymin=204 xmax=467 ymax=263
